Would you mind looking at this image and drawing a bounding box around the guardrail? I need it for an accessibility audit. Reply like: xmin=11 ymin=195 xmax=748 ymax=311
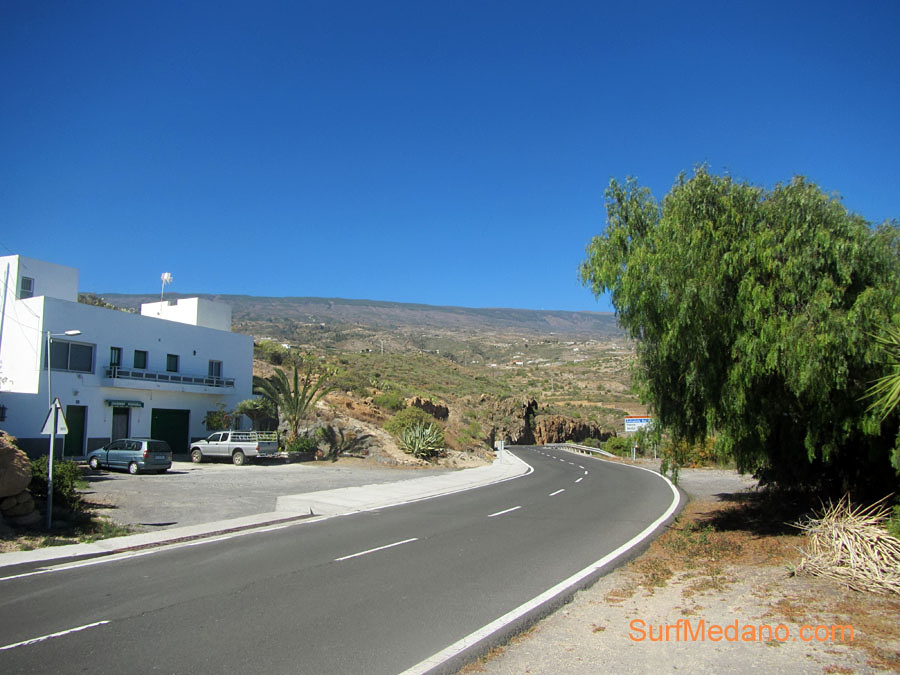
xmin=545 ymin=442 xmax=618 ymax=459
xmin=105 ymin=367 xmax=235 ymax=388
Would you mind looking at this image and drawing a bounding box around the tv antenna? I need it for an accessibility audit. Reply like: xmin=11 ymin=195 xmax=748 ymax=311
xmin=160 ymin=272 xmax=173 ymax=301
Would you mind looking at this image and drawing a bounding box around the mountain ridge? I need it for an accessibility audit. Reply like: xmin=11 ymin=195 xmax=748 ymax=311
xmin=100 ymin=293 xmax=623 ymax=339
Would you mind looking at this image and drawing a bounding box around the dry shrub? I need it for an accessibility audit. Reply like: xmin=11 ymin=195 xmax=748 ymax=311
xmin=794 ymin=495 xmax=900 ymax=595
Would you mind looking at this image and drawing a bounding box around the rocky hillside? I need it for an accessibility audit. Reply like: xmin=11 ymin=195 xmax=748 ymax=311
xmin=95 ymin=293 xmax=638 ymax=453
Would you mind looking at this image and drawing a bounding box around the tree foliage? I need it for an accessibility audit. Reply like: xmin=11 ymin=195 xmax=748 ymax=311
xmin=252 ymin=359 xmax=334 ymax=442
xmin=384 ymin=406 xmax=440 ymax=438
xmin=233 ymin=398 xmax=278 ymax=431
xmin=581 ymin=167 xmax=900 ymax=495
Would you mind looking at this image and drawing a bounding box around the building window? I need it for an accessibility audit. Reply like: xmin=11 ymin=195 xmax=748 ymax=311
xmin=166 ymin=354 xmax=179 ymax=372
xmin=133 ymin=350 xmax=148 ymax=369
xmin=208 ymin=360 xmax=222 ymax=378
xmin=110 ymin=347 xmax=122 ymax=368
xmin=19 ymin=277 xmax=34 ymax=299
xmin=47 ymin=340 xmax=94 ymax=373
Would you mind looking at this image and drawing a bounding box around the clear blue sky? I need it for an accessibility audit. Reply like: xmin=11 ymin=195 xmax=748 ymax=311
xmin=1 ymin=1 xmax=897 ymax=312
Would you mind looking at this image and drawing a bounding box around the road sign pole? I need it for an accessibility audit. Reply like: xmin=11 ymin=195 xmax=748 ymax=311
xmin=47 ymin=406 xmax=56 ymax=529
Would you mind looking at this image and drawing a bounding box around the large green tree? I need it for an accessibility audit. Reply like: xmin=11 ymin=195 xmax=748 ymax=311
xmin=580 ymin=167 xmax=900 ymax=495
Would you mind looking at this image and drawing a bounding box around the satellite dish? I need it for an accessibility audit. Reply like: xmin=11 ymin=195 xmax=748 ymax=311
xmin=160 ymin=272 xmax=173 ymax=301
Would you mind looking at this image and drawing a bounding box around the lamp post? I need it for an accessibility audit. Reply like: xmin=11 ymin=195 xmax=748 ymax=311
xmin=46 ymin=328 xmax=81 ymax=528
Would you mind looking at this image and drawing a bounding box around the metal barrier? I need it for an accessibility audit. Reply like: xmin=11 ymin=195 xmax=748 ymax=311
xmin=545 ymin=442 xmax=618 ymax=459
xmin=105 ymin=367 xmax=235 ymax=388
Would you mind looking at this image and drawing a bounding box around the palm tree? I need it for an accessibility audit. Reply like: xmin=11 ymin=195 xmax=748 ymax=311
xmin=865 ymin=324 xmax=900 ymax=420
xmin=253 ymin=362 xmax=334 ymax=441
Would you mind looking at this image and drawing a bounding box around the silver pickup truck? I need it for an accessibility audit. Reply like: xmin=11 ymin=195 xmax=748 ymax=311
xmin=190 ymin=431 xmax=280 ymax=465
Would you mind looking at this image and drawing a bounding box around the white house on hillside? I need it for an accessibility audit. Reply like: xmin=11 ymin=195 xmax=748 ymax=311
xmin=0 ymin=255 xmax=252 ymax=457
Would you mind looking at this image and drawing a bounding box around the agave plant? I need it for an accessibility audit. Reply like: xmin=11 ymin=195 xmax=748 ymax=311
xmin=400 ymin=422 xmax=444 ymax=460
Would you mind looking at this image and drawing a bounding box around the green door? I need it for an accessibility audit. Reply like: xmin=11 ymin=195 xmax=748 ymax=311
xmin=64 ymin=405 xmax=86 ymax=457
xmin=150 ymin=408 xmax=191 ymax=455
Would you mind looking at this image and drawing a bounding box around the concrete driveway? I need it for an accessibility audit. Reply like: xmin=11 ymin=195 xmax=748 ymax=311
xmin=81 ymin=458 xmax=445 ymax=531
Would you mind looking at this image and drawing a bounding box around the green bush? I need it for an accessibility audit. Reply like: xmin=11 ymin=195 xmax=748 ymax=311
xmin=603 ymin=436 xmax=632 ymax=457
xmin=285 ymin=435 xmax=319 ymax=454
xmin=374 ymin=390 xmax=405 ymax=412
xmin=30 ymin=457 xmax=85 ymax=509
xmin=400 ymin=422 xmax=444 ymax=460
xmin=384 ymin=406 xmax=439 ymax=437
xmin=889 ymin=503 xmax=900 ymax=540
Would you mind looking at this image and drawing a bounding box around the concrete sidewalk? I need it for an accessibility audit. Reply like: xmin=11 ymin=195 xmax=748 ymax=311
xmin=0 ymin=450 xmax=530 ymax=570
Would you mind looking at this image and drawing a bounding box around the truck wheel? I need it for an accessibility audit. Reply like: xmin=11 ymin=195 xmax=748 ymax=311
xmin=191 ymin=448 xmax=203 ymax=463
xmin=232 ymin=450 xmax=246 ymax=466
xmin=128 ymin=462 xmax=139 ymax=475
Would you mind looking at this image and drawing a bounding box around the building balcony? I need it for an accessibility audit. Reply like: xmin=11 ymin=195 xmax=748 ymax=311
xmin=103 ymin=366 xmax=235 ymax=392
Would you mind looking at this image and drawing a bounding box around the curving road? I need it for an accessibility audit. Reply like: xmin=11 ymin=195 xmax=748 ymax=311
xmin=0 ymin=446 xmax=681 ymax=674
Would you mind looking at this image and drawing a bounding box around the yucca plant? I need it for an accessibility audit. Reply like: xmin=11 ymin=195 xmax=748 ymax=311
xmin=252 ymin=360 xmax=334 ymax=442
xmin=400 ymin=422 xmax=444 ymax=460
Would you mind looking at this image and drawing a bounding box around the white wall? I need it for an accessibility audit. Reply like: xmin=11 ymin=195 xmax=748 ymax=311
xmin=0 ymin=255 xmax=79 ymax=306
xmin=141 ymin=298 xmax=232 ymax=331
xmin=0 ymin=294 xmax=252 ymax=455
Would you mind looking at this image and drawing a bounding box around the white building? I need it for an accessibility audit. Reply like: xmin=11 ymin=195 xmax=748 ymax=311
xmin=0 ymin=255 xmax=252 ymax=457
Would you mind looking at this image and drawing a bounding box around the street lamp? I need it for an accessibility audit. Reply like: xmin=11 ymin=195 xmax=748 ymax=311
xmin=46 ymin=328 xmax=81 ymax=529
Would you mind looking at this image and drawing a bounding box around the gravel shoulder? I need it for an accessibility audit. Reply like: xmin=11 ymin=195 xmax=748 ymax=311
xmin=466 ymin=461 xmax=900 ymax=674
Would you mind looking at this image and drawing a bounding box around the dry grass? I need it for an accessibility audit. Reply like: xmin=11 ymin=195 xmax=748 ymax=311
xmin=794 ymin=495 xmax=900 ymax=595
xmin=616 ymin=499 xmax=801 ymax=599
xmin=608 ymin=495 xmax=900 ymax=671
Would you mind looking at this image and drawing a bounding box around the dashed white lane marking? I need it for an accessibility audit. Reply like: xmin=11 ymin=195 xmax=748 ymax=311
xmin=0 ymin=621 xmax=110 ymax=651
xmin=584 ymin=471 xmax=589 ymax=475
xmin=575 ymin=477 xmax=584 ymax=483
xmin=400 ymin=467 xmax=682 ymax=675
xmin=488 ymin=506 xmax=522 ymax=518
xmin=335 ymin=538 xmax=418 ymax=562
xmin=549 ymin=489 xmax=565 ymax=497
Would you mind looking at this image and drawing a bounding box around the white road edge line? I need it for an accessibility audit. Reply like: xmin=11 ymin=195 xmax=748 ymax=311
xmin=549 ymin=489 xmax=565 ymax=497
xmin=0 ymin=620 xmax=110 ymax=651
xmin=487 ymin=506 xmax=521 ymax=518
xmin=335 ymin=538 xmax=418 ymax=562
xmin=399 ymin=464 xmax=681 ymax=675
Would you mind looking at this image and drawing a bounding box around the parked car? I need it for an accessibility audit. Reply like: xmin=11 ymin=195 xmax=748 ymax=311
xmin=190 ymin=430 xmax=279 ymax=465
xmin=87 ymin=438 xmax=173 ymax=474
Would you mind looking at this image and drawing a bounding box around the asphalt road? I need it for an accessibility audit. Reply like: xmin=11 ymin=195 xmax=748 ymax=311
xmin=0 ymin=447 xmax=680 ymax=674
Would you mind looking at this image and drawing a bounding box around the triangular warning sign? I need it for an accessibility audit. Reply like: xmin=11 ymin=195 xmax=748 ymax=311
xmin=41 ymin=399 xmax=69 ymax=435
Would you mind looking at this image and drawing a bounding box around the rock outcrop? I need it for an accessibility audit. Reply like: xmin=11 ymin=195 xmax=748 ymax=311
xmin=530 ymin=415 xmax=614 ymax=445
xmin=0 ymin=431 xmax=31 ymax=499
xmin=477 ymin=397 xmax=613 ymax=447
xmin=406 ymin=396 xmax=450 ymax=421
xmin=0 ymin=432 xmax=41 ymax=528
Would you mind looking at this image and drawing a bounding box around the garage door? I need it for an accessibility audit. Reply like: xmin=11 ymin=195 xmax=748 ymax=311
xmin=150 ymin=408 xmax=190 ymax=455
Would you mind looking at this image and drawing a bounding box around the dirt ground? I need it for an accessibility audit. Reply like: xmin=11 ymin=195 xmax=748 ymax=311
xmin=466 ymin=465 xmax=900 ymax=674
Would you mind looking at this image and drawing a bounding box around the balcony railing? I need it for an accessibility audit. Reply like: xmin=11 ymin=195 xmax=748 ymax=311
xmin=105 ymin=367 xmax=235 ymax=388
